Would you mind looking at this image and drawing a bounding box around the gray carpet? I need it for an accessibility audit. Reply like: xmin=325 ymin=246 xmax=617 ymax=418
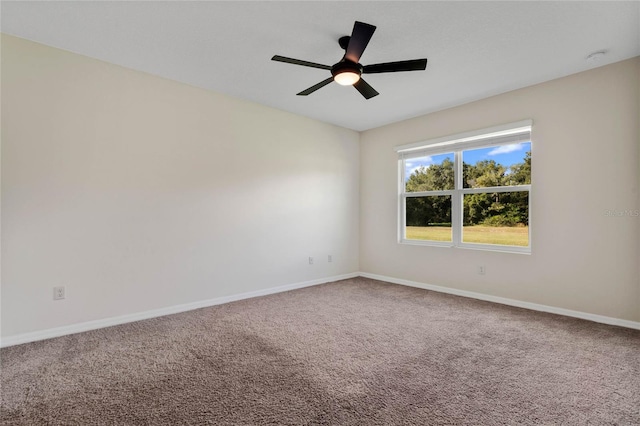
xmin=1 ymin=277 xmax=639 ymax=425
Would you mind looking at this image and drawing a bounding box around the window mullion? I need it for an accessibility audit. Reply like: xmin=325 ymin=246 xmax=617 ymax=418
xmin=399 ymin=159 xmax=406 ymax=242
xmin=452 ymin=151 xmax=462 ymax=246
xmin=405 ymin=190 xmax=454 ymax=197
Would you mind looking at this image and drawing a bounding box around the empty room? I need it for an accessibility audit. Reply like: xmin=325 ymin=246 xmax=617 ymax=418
xmin=1 ymin=1 xmax=639 ymax=425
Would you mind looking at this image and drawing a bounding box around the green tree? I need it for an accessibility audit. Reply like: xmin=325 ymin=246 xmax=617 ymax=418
xmin=405 ymin=196 xmax=451 ymax=227
xmin=506 ymin=151 xmax=531 ymax=185
xmin=464 ymin=159 xmax=506 ymax=188
xmin=405 ymin=158 xmax=454 ymax=192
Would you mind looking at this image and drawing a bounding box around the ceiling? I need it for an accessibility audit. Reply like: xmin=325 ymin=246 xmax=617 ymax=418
xmin=2 ymin=1 xmax=639 ymax=131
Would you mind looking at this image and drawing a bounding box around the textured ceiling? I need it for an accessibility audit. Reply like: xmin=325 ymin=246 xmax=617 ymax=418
xmin=2 ymin=1 xmax=639 ymax=131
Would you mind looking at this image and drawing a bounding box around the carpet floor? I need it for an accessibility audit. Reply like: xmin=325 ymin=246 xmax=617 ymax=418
xmin=1 ymin=277 xmax=639 ymax=425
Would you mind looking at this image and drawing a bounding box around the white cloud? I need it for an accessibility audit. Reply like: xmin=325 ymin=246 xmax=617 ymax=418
xmin=405 ymin=156 xmax=433 ymax=168
xmin=487 ymin=144 xmax=522 ymax=156
xmin=405 ymin=156 xmax=433 ymax=177
xmin=406 ymin=166 xmax=422 ymax=177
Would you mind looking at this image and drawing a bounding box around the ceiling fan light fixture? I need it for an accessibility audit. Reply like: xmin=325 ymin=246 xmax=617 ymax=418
xmin=334 ymin=70 xmax=361 ymax=86
xmin=331 ymin=61 xmax=362 ymax=86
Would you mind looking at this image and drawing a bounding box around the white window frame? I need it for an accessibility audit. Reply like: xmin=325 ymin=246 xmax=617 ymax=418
xmin=396 ymin=120 xmax=532 ymax=254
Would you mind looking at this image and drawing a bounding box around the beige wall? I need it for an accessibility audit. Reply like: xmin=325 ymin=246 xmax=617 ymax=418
xmin=360 ymin=57 xmax=640 ymax=322
xmin=2 ymin=34 xmax=638 ymax=341
xmin=1 ymin=35 xmax=360 ymax=338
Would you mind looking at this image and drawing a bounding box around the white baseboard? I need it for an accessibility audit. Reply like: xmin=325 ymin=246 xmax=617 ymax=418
xmin=359 ymin=272 xmax=640 ymax=330
xmin=0 ymin=272 xmax=359 ymax=348
xmin=3 ymin=271 xmax=637 ymax=348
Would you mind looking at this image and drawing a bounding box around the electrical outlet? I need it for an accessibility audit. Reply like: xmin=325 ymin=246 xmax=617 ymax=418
xmin=477 ymin=265 xmax=486 ymax=275
xmin=309 ymin=257 xmax=314 ymax=265
xmin=328 ymin=255 xmax=332 ymax=263
xmin=53 ymin=286 xmax=65 ymax=300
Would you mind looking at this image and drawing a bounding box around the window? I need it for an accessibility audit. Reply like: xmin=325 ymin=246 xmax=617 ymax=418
xmin=397 ymin=120 xmax=532 ymax=253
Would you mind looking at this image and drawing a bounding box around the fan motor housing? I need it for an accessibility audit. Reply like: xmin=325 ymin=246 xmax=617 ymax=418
xmin=331 ymin=60 xmax=363 ymax=78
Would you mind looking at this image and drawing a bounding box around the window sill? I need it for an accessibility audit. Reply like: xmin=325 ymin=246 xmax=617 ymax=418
xmin=399 ymin=239 xmax=531 ymax=255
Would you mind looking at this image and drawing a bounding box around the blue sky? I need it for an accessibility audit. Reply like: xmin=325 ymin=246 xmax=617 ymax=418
xmin=405 ymin=142 xmax=531 ymax=178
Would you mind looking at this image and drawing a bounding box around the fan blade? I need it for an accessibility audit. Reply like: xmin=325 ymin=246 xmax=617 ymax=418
xmin=353 ymin=78 xmax=379 ymax=99
xmin=272 ymin=55 xmax=331 ymax=70
xmin=297 ymin=77 xmax=334 ymax=96
xmin=345 ymin=21 xmax=376 ymax=63
xmin=364 ymin=59 xmax=428 ymax=74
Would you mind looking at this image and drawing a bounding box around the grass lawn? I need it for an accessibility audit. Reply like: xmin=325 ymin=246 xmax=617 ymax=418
xmin=406 ymin=225 xmax=529 ymax=246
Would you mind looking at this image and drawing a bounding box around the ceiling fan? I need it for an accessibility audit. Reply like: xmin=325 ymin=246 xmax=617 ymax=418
xmin=272 ymin=21 xmax=428 ymax=100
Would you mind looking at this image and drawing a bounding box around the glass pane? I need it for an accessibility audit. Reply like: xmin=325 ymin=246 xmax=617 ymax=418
xmin=405 ymin=196 xmax=452 ymax=242
xmin=463 ymin=191 xmax=529 ymax=246
xmin=462 ymin=142 xmax=531 ymax=188
xmin=404 ymin=153 xmax=454 ymax=192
